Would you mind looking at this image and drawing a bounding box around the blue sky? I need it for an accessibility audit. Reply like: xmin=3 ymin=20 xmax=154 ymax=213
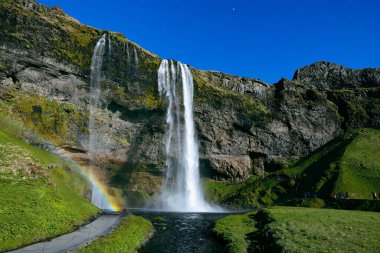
xmin=38 ymin=0 xmax=379 ymax=83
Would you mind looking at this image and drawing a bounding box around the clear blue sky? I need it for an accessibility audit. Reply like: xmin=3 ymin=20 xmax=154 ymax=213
xmin=38 ymin=0 xmax=379 ymax=83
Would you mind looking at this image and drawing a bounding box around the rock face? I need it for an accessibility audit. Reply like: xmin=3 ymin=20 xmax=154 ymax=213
xmin=294 ymin=61 xmax=380 ymax=90
xmin=1 ymin=0 xmax=380 ymax=200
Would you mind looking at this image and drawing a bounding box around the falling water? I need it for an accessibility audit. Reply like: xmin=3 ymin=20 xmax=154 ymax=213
xmin=126 ymin=43 xmax=130 ymax=62
xmin=157 ymin=60 xmax=218 ymax=212
xmin=108 ymin=34 xmax=112 ymax=55
xmin=134 ymin=47 xmax=139 ymax=66
xmin=88 ymin=34 xmax=109 ymax=209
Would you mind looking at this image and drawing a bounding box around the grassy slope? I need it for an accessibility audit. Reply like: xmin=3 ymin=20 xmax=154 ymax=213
xmin=77 ymin=215 xmax=153 ymax=253
xmin=335 ymin=129 xmax=380 ymax=198
xmin=0 ymin=129 xmax=99 ymax=251
xmin=265 ymin=207 xmax=380 ymax=253
xmin=203 ymin=175 xmax=287 ymax=209
xmin=213 ymin=212 xmax=256 ymax=253
xmin=289 ymin=128 xmax=380 ymax=199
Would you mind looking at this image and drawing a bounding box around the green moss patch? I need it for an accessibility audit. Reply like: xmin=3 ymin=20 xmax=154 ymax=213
xmin=192 ymin=70 xmax=269 ymax=124
xmin=0 ymin=89 xmax=88 ymax=144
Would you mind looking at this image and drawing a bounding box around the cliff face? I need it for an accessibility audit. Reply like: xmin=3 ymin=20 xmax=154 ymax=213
xmin=294 ymin=61 xmax=380 ymax=90
xmin=1 ymin=0 xmax=380 ymax=201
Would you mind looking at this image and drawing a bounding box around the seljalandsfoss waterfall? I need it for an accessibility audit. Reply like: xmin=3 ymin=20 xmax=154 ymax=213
xmin=87 ymin=36 xmax=219 ymax=212
xmin=88 ymin=34 xmax=109 ymax=209
xmin=157 ymin=59 xmax=218 ymax=212
xmin=4 ymin=2 xmax=380 ymax=253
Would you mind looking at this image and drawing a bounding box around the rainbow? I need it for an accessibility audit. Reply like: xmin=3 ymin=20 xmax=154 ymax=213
xmin=53 ymin=145 xmax=123 ymax=212
xmin=85 ymin=168 xmax=122 ymax=211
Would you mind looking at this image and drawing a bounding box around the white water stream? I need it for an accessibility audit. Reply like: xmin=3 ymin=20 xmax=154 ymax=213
xmin=157 ymin=60 xmax=219 ymax=212
xmin=88 ymin=34 xmax=108 ymax=208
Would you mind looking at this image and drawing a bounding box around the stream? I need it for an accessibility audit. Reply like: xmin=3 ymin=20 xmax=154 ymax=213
xmin=131 ymin=211 xmax=228 ymax=253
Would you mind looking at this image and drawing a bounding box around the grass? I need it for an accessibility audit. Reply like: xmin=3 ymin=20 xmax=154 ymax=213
xmin=0 ymin=129 xmax=99 ymax=251
xmin=335 ymin=129 xmax=380 ymax=198
xmin=203 ymin=175 xmax=285 ymax=209
xmin=264 ymin=207 xmax=380 ymax=253
xmin=288 ymin=128 xmax=380 ymax=199
xmin=215 ymin=207 xmax=380 ymax=253
xmin=203 ymin=180 xmax=242 ymax=204
xmin=77 ymin=215 xmax=153 ymax=253
xmin=213 ymin=212 xmax=256 ymax=253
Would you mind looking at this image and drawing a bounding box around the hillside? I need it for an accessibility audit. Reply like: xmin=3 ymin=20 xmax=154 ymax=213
xmin=0 ymin=119 xmax=99 ymax=251
xmin=288 ymin=128 xmax=380 ymax=199
xmin=205 ymin=128 xmax=380 ymax=208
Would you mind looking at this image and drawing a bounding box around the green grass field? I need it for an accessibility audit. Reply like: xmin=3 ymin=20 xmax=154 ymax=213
xmin=265 ymin=207 xmax=380 ymax=253
xmin=215 ymin=207 xmax=380 ymax=253
xmin=0 ymin=129 xmax=99 ymax=251
xmin=77 ymin=215 xmax=153 ymax=253
xmin=213 ymin=212 xmax=256 ymax=253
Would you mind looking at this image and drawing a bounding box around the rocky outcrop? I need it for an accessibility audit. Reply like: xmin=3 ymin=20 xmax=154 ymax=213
xmin=294 ymin=61 xmax=380 ymax=90
xmin=1 ymin=0 xmax=380 ymax=196
xmin=194 ymin=77 xmax=343 ymax=181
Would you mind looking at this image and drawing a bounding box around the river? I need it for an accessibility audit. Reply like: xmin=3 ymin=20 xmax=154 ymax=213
xmin=131 ymin=211 xmax=228 ymax=253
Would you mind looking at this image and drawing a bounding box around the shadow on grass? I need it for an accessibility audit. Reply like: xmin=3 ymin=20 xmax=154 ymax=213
xmin=247 ymin=210 xmax=282 ymax=253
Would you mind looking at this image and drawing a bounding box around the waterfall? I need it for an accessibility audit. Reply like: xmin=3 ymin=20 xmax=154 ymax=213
xmin=126 ymin=43 xmax=130 ymax=62
xmin=88 ymin=34 xmax=108 ymax=209
xmin=157 ymin=60 xmax=218 ymax=212
xmin=108 ymin=34 xmax=112 ymax=55
xmin=134 ymin=47 xmax=139 ymax=66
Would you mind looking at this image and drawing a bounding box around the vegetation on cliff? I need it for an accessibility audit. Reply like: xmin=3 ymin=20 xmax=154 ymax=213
xmin=193 ymin=69 xmax=270 ymax=124
xmin=0 ymin=86 xmax=89 ymax=144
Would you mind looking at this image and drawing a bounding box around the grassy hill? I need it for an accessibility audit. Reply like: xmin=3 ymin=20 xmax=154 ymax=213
xmin=288 ymin=128 xmax=380 ymax=199
xmin=204 ymin=128 xmax=380 ymax=208
xmin=0 ymin=128 xmax=99 ymax=251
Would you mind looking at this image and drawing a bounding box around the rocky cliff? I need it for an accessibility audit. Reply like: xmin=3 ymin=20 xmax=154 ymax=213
xmin=1 ymin=0 xmax=379 ymax=204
